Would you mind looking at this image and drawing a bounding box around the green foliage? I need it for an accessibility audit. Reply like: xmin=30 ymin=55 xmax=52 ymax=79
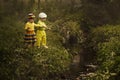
xmin=50 ymin=19 xmax=84 ymax=55
xmin=2 ymin=0 xmax=120 ymax=79
xmin=0 ymin=16 xmax=71 ymax=80
xmin=81 ymin=0 xmax=120 ymax=26
xmin=0 ymin=1 xmax=83 ymax=79
xmin=13 ymin=47 xmax=71 ymax=79
xmin=89 ymin=25 xmax=120 ymax=79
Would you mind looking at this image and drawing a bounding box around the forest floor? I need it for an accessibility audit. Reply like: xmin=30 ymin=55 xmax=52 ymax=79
xmin=61 ymin=53 xmax=97 ymax=80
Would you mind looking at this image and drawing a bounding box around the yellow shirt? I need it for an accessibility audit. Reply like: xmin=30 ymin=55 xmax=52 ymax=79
xmin=25 ymin=22 xmax=40 ymax=31
xmin=37 ymin=20 xmax=47 ymax=31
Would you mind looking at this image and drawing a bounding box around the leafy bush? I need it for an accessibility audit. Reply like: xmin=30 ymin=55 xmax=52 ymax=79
xmin=89 ymin=25 xmax=120 ymax=79
xmin=50 ymin=19 xmax=84 ymax=55
xmin=0 ymin=16 xmax=71 ymax=80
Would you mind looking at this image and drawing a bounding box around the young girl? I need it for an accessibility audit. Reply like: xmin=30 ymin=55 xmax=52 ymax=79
xmin=24 ymin=13 xmax=39 ymax=48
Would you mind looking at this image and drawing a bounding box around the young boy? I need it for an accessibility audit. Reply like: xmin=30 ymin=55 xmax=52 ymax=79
xmin=35 ymin=12 xmax=49 ymax=48
xmin=24 ymin=13 xmax=39 ymax=48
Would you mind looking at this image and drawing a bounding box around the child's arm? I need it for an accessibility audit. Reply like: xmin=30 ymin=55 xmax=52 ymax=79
xmin=34 ymin=23 xmax=40 ymax=27
xmin=44 ymin=26 xmax=51 ymax=30
xmin=35 ymin=21 xmax=51 ymax=30
xmin=34 ymin=23 xmax=48 ymax=28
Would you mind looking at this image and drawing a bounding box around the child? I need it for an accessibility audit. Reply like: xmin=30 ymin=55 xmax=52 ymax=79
xmin=24 ymin=13 xmax=39 ymax=48
xmin=35 ymin=12 xmax=49 ymax=48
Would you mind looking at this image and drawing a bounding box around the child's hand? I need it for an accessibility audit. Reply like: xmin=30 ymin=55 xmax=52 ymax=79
xmin=43 ymin=26 xmax=47 ymax=28
xmin=43 ymin=26 xmax=51 ymax=30
xmin=48 ymin=27 xmax=51 ymax=30
xmin=27 ymin=29 xmax=32 ymax=31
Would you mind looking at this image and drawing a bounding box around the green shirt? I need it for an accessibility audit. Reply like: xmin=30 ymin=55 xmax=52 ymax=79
xmin=37 ymin=20 xmax=47 ymax=31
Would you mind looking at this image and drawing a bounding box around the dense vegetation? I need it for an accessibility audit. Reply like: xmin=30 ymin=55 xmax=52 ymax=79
xmin=0 ymin=0 xmax=120 ymax=80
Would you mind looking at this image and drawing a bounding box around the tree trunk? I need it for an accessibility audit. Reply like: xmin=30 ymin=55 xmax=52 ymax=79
xmin=70 ymin=0 xmax=75 ymax=12
xmin=38 ymin=0 xmax=40 ymax=10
